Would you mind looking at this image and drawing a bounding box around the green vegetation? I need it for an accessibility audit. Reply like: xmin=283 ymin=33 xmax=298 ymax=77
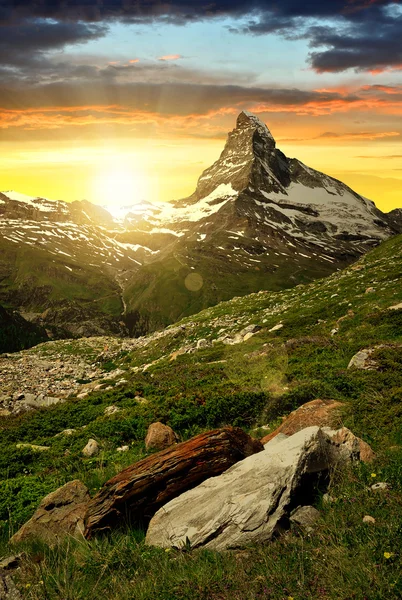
xmin=1 ymin=234 xmax=402 ymax=598
xmin=0 ymin=237 xmax=123 ymax=344
xmin=123 ymin=242 xmax=337 ymax=335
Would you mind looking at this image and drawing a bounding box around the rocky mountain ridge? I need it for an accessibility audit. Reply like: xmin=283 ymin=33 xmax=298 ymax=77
xmin=1 ymin=112 xmax=400 ymax=342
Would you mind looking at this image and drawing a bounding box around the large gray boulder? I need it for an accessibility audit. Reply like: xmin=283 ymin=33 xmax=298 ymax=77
xmin=11 ymin=480 xmax=90 ymax=546
xmin=145 ymin=426 xmax=361 ymax=551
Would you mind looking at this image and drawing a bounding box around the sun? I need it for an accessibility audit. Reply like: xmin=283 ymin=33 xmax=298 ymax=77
xmin=92 ymin=163 xmax=151 ymax=213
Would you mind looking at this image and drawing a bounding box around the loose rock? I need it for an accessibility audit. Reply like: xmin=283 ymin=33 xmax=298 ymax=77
xmin=260 ymin=399 xmax=343 ymax=445
xmin=82 ymin=439 xmax=100 ymax=457
xmin=104 ymin=405 xmax=120 ymax=416
xmin=145 ymin=422 xmax=178 ymax=452
xmin=371 ymin=482 xmax=389 ymax=492
xmin=0 ymin=573 xmax=22 ymax=600
xmin=11 ymin=480 xmax=90 ymax=546
xmin=363 ymin=515 xmax=376 ymax=524
xmin=290 ymin=505 xmax=321 ymax=531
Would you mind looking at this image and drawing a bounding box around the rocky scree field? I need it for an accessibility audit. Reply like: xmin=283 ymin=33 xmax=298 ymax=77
xmin=0 ymin=234 xmax=401 ymax=599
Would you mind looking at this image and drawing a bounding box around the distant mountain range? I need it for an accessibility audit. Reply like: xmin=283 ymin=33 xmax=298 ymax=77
xmin=1 ymin=111 xmax=401 ymax=340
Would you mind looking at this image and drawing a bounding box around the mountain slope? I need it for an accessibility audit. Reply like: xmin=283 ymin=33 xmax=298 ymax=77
xmin=0 ymin=304 xmax=48 ymax=353
xmin=0 ymin=112 xmax=400 ymax=341
xmin=0 ymin=234 xmax=402 ymax=599
xmin=122 ymin=111 xmax=400 ymax=332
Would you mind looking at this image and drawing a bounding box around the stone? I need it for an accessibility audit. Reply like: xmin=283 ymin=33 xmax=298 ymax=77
xmin=84 ymin=426 xmax=263 ymax=538
xmin=0 ymin=573 xmax=22 ymax=600
xmin=82 ymin=439 xmax=100 ymax=457
xmin=196 ymin=339 xmax=208 ymax=349
xmin=365 ymin=287 xmax=375 ymax=294
xmin=290 ymin=505 xmax=321 ymax=531
xmin=348 ymin=348 xmax=379 ymax=370
xmin=269 ymin=323 xmax=283 ymax=332
xmin=260 ymin=399 xmax=343 ymax=445
xmin=389 ymin=302 xmax=402 ymax=310
xmin=0 ymin=555 xmax=23 ymax=571
xmin=10 ymin=480 xmax=90 ymax=546
xmin=16 ymin=443 xmax=49 ymax=452
xmin=107 ymin=368 xmax=126 ymax=379
xmin=55 ymin=428 xmax=76 ymax=437
xmin=323 ymin=427 xmax=375 ymax=463
xmin=22 ymin=394 xmax=61 ymax=409
xmin=240 ymin=324 xmax=261 ymax=336
xmin=94 ymin=383 xmax=108 ymax=391
xmin=363 ymin=515 xmax=376 ymax=524
xmin=371 ymin=482 xmax=389 ymax=492
xmin=243 ymin=332 xmax=256 ymax=342
xmin=145 ymin=427 xmax=357 ymax=551
xmin=104 ymin=405 xmax=120 ymax=416
xmin=145 ymin=422 xmax=178 ymax=452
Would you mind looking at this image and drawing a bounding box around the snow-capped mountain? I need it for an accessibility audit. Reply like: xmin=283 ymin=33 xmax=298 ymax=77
xmin=0 ymin=111 xmax=400 ymax=338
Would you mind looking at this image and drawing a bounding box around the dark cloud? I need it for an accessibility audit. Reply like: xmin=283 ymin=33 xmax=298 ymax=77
xmin=0 ymin=1 xmax=391 ymax=23
xmin=307 ymin=9 xmax=402 ymax=73
xmin=0 ymin=80 xmax=360 ymax=113
xmin=0 ymin=1 xmax=400 ymax=75
xmin=0 ymin=17 xmax=107 ymax=67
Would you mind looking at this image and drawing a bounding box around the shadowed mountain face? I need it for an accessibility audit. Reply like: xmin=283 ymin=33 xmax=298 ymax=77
xmin=0 ymin=112 xmax=400 ymax=342
xmin=0 ymin=304 xmax=48 ymax=353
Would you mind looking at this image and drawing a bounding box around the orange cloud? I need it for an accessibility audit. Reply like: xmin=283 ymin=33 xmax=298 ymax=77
xmin=157 ymin=54 xmax=182 ymax=61
xmin=360 ymin=84 xmax=402 ymax=95
xmin=318 ymin=131 xmax=400 ymax=140
xmin=129 ymin=59 xmax=140 ymax=64
xmin=368 ymin=65 xmax=402 ymax=75
xmin=0 ymin=105 xmax=236 ymax=132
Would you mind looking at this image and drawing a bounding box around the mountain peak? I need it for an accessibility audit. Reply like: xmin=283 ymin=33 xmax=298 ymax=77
xmin=236 ymin=111 xmax=276 ymax=144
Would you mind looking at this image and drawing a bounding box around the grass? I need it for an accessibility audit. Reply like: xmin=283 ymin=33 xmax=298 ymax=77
xmin=1 ymin=234 xmax=402 ymax=598
xmin=8 ymin=459 xmax=402 ymax=599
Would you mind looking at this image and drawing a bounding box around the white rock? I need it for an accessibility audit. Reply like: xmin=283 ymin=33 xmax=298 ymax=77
xmin=55 ymin=428 xmax=76 ymax=437
xmin=243 ymin=332 xmax=255 ymax=342
xmin=196 ymin=339 xmax=208 ymax=349
xmin=363 ymin=515 xmax=376 ymax=524
xmin=104 ymin=405 xmax=120 ymax=416
xmin=240 ymin=324 xmax=261 ymax=336
xmin=117 ymin=445 xmax=129 ymax=452
xmin=82 ymin=439 xmax=100 ymax=457
xmin=269 ymin=323 xmax=283 ymax=332
xmin=146 ymin=427 xmax=355 ymax=551
xmin=370 ymin=482 xmax=389 ymax=492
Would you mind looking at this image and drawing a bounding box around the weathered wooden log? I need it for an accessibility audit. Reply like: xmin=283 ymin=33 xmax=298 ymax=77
xmin=84 ymin=426 xmax=263 ymax=537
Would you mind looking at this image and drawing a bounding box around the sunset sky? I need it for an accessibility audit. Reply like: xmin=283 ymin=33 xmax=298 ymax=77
xmin=1 ymin=0 xmax=401 ymax=212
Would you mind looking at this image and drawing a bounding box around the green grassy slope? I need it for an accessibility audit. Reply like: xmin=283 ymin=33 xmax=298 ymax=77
xmin=0 ymin=238 xmax=124 ymax=337
xmin=123 ymin=241 xmax=337 ymax=335
xmin=0 ymin=234 xmax=401 ymax=598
